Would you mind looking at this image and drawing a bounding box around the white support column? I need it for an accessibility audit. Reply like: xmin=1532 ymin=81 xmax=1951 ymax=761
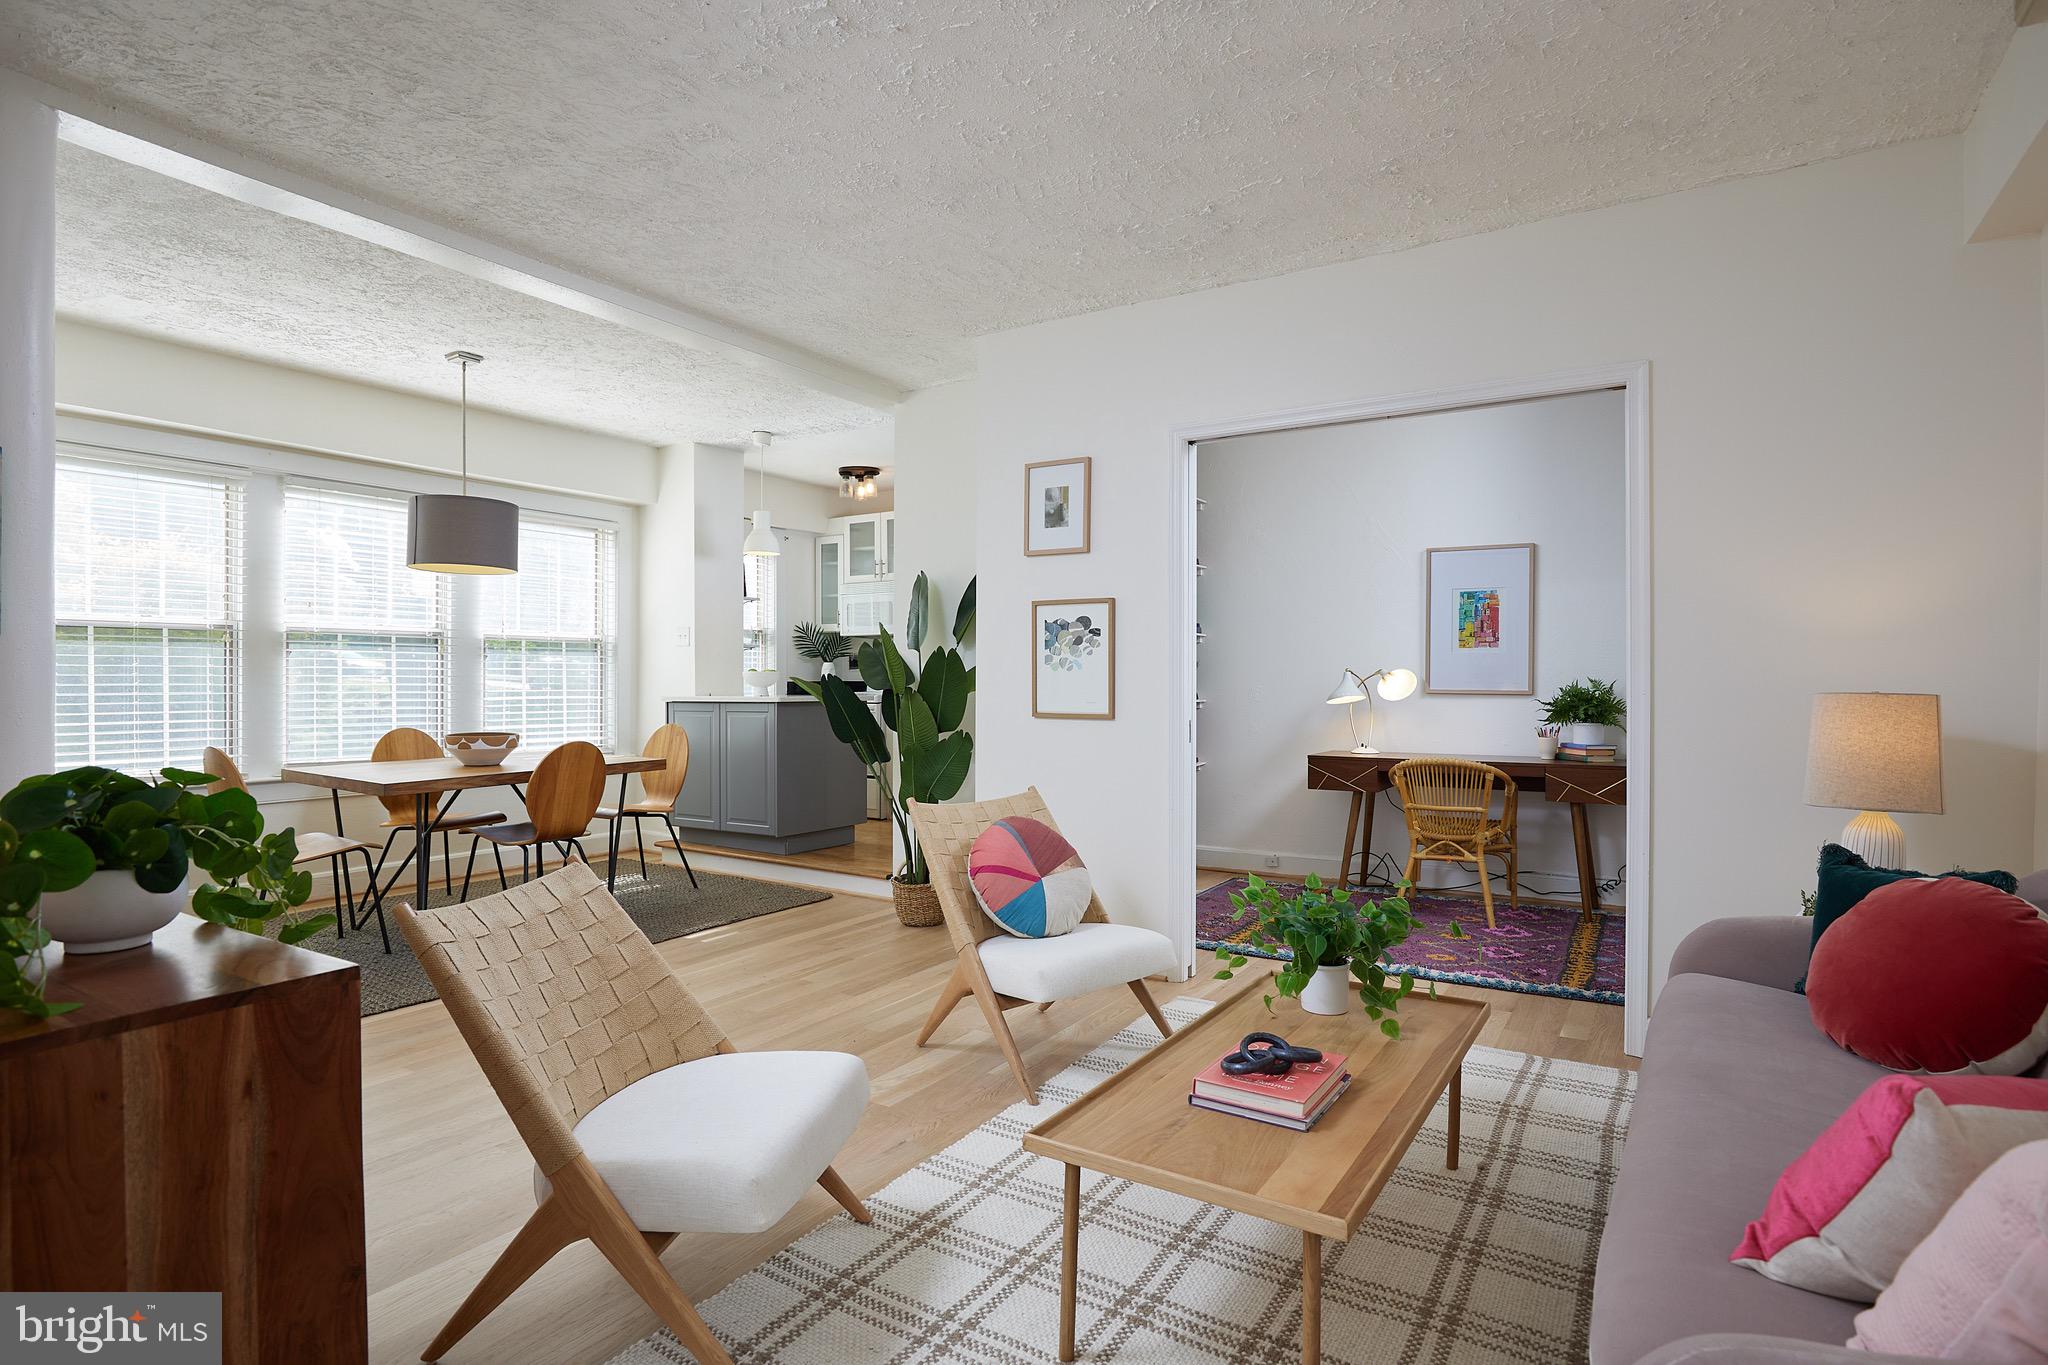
xmin=0 ymin=81 xmax=57 ymax=786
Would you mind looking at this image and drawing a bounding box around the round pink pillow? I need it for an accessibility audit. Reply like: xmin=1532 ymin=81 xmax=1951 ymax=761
xmin=1807 ymin=877 xmax=2048 ymax=1074
xmin=967 ymin=817 xmax=1091 ymax=939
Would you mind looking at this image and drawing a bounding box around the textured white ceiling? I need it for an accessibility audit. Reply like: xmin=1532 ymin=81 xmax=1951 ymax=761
xmin=9 ymin=0 xmax=2015 ymax=395
xmin=54 ymin=143 xmax=887 ymax=456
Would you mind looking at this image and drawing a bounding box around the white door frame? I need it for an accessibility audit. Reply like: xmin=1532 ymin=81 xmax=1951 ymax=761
xmin=1166 ymin=361 xmax=1654 ymax=1056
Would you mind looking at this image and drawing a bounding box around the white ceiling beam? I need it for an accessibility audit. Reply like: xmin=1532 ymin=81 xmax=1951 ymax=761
xmin=9 ymin=71 xmax=905 ymax=412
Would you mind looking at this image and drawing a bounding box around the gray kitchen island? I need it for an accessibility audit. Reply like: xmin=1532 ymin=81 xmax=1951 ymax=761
xmin=664 ymin=696 xmax=869 ymax=854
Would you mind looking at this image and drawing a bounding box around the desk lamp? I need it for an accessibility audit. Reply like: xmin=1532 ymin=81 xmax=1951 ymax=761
xmin=1326 ymin=667 xmax=1418 ymax=755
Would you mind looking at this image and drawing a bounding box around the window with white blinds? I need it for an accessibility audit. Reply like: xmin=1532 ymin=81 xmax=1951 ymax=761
xmin=479 ymin=518 xmax=617 ymax=749
xmin=53 ymin=456 xmax=243 ymax=773
xmin=282 ymin=484 xmax=450 ymax=762
xmin=742 ymin=546 xmax=776 ymax=675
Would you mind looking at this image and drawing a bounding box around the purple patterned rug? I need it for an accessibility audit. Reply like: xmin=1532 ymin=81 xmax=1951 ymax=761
xmin=1196 ymin=877 xmax=1625 ymax=1005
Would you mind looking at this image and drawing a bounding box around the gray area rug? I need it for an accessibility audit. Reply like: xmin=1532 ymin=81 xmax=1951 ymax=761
xmin=302 ymin=862 xmax=830 ymax=1018
xmin=606 ymin=999 xmax=1635 ymax=1364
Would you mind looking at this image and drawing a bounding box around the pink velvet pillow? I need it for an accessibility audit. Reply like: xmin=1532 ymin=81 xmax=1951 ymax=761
xmin=1851 ymin=1140 xmax=2048 ymax=1359
xmin=1732 ymin=1074 xmax=2048 ymax=1301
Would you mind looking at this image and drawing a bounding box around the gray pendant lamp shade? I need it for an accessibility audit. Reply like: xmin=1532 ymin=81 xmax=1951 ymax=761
xmin=408 ymin=350 xmax=519 ymax=575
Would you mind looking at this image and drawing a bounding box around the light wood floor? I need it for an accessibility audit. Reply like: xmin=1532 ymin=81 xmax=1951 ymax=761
xmin=362 ymin=876 xmax=1631 ymax=1365
xmin=656 ymin=815 xmax=894 ymax=879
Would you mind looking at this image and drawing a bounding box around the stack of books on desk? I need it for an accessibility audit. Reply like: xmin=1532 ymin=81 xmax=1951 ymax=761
xmin=1188 ymin=1051 xmax=1351 ymax=1131
xmin=1556 ymin=742 xmax=1618 ymax=763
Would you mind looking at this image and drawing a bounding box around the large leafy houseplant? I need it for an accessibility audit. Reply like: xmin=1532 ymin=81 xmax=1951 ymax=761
xmin=0 ymin=766 xmax=330 ymax=1019
xmin=1212 ymin=873 xmax=1447 ymax=1038
xmin=797 ymin=572 xmax=975 ymax=885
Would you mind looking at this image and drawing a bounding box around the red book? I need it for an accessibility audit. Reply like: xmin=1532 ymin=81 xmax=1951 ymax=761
xmin=1191 ymin=1050 xmax=1349 ymax=1119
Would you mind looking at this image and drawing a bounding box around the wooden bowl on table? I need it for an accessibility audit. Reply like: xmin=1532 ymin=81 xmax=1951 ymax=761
xmin=445 ymin=732 xmax=520 ymax=766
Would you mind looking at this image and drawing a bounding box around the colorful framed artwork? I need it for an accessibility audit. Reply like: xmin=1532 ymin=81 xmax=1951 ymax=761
xmin=1032 ymin=597 xmax=1115 ymax=719
xmin=1024 ymin=456 xmax=1091 ymax=556
xmin=1425 ymin=543 xmax=1536 ymax=695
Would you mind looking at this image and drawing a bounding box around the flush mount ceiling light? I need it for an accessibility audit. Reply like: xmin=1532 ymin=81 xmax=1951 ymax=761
xmin=837 ymin=465 xmax=882 ymax=501
xmin=407 ymin=350 xmax=519 ymax=575
xmin=743 ymin=430 xmax=780 ymax=559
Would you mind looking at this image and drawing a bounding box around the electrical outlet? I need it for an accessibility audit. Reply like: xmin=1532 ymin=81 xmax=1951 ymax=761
xmin=677 ymin=625 xmax=692 ymax=646
xmin=1263 ymin=853 xmax=1280 ymax=869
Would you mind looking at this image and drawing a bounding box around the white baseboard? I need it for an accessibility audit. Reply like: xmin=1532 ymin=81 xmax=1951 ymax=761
xmin=1195 ymin=844 xmax=1623 ymax=904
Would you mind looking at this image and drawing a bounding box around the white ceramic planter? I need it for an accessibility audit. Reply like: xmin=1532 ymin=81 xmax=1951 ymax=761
xmin=1561 ymin=722 xmax=1611 ymax=747
xmin=1299 ymin=963 xmax=1353 ymax=1016
xmin=37 ymin=869 xmax=183 ymax=954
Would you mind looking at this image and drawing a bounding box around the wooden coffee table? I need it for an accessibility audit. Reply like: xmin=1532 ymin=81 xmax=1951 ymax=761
xmin=1023 ymin=976 xmax=1490 ymax=1364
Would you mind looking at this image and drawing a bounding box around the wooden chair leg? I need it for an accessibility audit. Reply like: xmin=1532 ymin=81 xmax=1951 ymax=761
xmin=552 ymin=1158 xmax=734 ymax=1365
xmin=421 ymin=1194 xmax=582 ymax=1361
xmin=915 ymin=958 xmax=973 ymax=1046
xmin=1402 ymin=851 xmax=1420 ymax=890
xmin=1127 ymin=980 xmax=1173 ymax=1037
xmin=958 ymin=947 xmax=1037 ymax=1104
xmin=1037 ymin=1001 xmax=1054 ymax=1013
xmin=817 ymin=1165 xmax=872 ymax=1223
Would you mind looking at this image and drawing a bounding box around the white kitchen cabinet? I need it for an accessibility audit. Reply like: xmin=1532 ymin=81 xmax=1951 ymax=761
xmin=839 ymin=580 xmax=894 ymax=636
xmin=833 ymin=512 xmax=895 ymax=584
xmin=817 ymin=534 xmax=845 ymax=630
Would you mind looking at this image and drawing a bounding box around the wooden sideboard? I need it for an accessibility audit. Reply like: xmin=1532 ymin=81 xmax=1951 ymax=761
xmin=0 ymin=916 xmax=366 ymax=1362
xmin=1307 ymin=750 xmax=1627 ymax=917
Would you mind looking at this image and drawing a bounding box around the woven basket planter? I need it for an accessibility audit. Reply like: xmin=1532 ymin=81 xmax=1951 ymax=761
xmin=891 ymin=877 xmax=944 ymax=928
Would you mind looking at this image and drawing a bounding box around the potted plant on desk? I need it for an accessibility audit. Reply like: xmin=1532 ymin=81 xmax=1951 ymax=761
xmin=1537 ymin=677 xmax=1626 ymax=748
xmin=1212 ymin=872 xmax=1429 ymax=1034
xmin=799 ymin=573 xmax=976 ymax=926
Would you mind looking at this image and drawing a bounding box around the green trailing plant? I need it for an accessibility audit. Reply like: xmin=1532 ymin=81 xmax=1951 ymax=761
xmin=1212 ymin=873 xmax=1441 ymax=1038
xmin=798 ymin=572 xmax=976 ymax=885
xmin=1537 ymin=677 xmax=1626 ymax=730
xmin=791 ymin=621 xmax=852 ymax=666
xmin=0 ymin=766 xmax=331 ymax=1019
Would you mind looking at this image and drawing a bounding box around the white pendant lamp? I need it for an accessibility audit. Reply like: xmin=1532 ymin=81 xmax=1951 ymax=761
xmin=743 ymin=430 xmax=780 ymax=559
xmin=407 ymin=350 xmax=519 ymax=575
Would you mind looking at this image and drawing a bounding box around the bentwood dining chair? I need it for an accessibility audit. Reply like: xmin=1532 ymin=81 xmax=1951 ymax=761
xmin=201 ymin=746 xmax=391 ymax=951
xmin=397 ymin=860 xmax=870 ymax=1364
xmin=1389 ymin=757 xmax=1519 ymax=930
xmin=363 ymin=726 xmax=507 ymax=903
xmin=460 ymin=741 xmax=609 ymax=898
xmin=595 ymin=723 xmax=699 ymax=891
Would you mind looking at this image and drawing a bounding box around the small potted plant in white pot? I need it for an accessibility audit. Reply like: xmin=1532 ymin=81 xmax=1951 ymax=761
xmin=792 ymin=622 xmax=852 ymax=680
xmin=0 ymin=765 xmax=329 ymax=1003
xmin=1537 ymin=678 xmax=1626 ymax=748
xmin=1212 ymin=873 xmax=1431 ymax=1035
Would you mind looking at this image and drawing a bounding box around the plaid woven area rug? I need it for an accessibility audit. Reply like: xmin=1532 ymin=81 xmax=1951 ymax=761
xmin=605 ymin=998 xmax=1635 ymax=1364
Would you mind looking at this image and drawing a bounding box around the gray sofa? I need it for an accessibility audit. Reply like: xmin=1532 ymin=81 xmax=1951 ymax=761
xmin=1589 ymin=914 xmax=2026 ymax=1365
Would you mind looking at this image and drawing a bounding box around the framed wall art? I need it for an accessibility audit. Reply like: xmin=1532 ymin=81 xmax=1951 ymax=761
xmin=1032 ymin=597 xmax=1115 ymax=719
xmin=1424 ymin=543 xmax=1536 ymax=695
xmin=1024 ymin=456 xmax=1091 ymax=556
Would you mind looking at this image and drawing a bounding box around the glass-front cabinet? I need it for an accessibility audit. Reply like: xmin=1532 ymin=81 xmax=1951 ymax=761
xmin=838 ymin=512 xmax=894 ymax=584
xmin=817 ymin=534 xmax=845 ymax=630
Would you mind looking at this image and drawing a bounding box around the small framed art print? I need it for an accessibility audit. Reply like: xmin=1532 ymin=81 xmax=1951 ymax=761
xmin=1024 ymin=456 xmax=1091 ymax=556
xmin=1032 ymin=597 xmax=1115 ymax=719
xmin=1425 ymin=543 xmax=1536 ymax=695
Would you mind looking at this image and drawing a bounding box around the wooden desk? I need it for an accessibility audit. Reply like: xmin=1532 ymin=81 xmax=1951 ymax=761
xmin=0 ymin=917 xmax=364 ymax=1362
xmin=1024 ymin=976 xmax=1488 ymax=1364
xmin=282 ymin=749 xmax=663 ymax=911
xmin=1307 ymin=750 xmax=1626 ymax=917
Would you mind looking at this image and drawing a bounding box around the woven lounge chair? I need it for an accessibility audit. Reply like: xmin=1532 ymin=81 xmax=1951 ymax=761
xmin=907 ymin=788 xmax=1179 ymax=1105
xmin=396 ymin=860 xmax=871 ymax=1364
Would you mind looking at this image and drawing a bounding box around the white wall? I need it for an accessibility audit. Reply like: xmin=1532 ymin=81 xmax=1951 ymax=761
xmin=971 ymin=135 xmax=2044 ymax=1002
xmin=56 ymin=320 xmax=657 ymax=503
xmin=1196 ymin=391 xmax=1626 ymax=894
xmin=2039 ymin=227 xmax=2048 ymax=869
xmin=692 ymin=444 xmax=745 ymax=696
xmin=895 ymin=379 xmax=982 ymax=796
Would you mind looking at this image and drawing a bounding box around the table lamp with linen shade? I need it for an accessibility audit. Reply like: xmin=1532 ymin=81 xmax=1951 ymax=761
xmin=1326 ymin=666 xmax=1418 ymax=755
xmin=1804 ymin=692 xmax=1943 ymax=868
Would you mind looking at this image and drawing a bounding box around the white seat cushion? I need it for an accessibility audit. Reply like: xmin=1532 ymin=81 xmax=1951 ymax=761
xmin=976 ymin=922 xmax=1179 ymax=1003
xmin=534 ymin=1051 xmax=868 ymax=1233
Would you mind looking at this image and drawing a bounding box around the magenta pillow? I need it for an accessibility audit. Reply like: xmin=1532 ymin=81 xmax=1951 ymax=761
xmin=1851 ymin=1140 xmax=2048 ymax=1359
xmin=967 ymin=817 xmax=1091 ymax=938
xmin=1732 ymin=1074 xmax=2048 ymax=1301
xmin=1807 ymin=877 xmax=2048 ymax=1075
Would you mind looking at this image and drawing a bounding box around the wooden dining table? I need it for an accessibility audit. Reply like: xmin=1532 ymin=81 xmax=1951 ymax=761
xmin=281 ymin=749 xmax=665 ymax=916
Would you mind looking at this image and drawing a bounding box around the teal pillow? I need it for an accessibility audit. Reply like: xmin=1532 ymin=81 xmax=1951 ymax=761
xmin=1797 ymin=843 xmax=2017 ymax=993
